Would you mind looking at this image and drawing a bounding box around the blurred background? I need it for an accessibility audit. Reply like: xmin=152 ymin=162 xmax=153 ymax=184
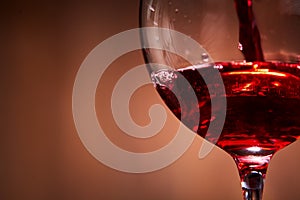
xmin=1 ymin=0 xmax=300 ymax=199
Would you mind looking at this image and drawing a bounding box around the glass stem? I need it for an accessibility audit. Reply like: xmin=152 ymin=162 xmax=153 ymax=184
xmin=241 ymin=170 xmax=264 ymax=200
xmin=233 ymin=154 xmax=273 ymax=200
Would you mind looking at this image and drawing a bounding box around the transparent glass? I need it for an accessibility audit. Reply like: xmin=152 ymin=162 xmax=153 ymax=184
xmin=139 ymin=0 xmax=300 ymax=199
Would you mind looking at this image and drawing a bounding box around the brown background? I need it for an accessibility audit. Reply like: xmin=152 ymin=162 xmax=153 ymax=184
xmin=1 ymin=0 xmax=300 ymax=199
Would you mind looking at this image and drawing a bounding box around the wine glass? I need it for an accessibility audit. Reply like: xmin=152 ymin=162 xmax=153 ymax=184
xmin=139 ymin=0 xmax=300 ymax=199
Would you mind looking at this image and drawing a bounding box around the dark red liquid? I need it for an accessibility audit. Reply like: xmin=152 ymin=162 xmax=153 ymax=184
xmin=154 ymin=62 xmax=300 ymax=156
xmin=234 ymin=0 xmax=264 ymax=61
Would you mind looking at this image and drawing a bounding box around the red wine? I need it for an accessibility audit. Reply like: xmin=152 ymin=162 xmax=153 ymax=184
xmin=154 ymin=62 xmax=300 ymax=156
xmin=234 ymin=0 xmax=264 ymax=61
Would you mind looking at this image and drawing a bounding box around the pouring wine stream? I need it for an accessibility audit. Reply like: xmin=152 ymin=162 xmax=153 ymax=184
xmin=234 ymin=0 xmax=264 ymax=62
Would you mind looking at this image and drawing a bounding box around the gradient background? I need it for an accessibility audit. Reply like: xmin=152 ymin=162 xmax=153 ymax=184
xmin=1 ymin=0 xmax=300 ymax=199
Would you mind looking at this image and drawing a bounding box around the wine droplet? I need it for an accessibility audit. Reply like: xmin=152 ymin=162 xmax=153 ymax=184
xmin=149 ymin=5 xmax=155 ymax=12
xmin=238 ymin=42 xmax=243 ymax=51
xmin=201 ymin=53 xmax=209 ymax=62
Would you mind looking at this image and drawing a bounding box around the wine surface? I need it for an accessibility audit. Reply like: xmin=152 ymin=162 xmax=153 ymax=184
xmin=154 ymin=62 xmax=300 ymax=156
